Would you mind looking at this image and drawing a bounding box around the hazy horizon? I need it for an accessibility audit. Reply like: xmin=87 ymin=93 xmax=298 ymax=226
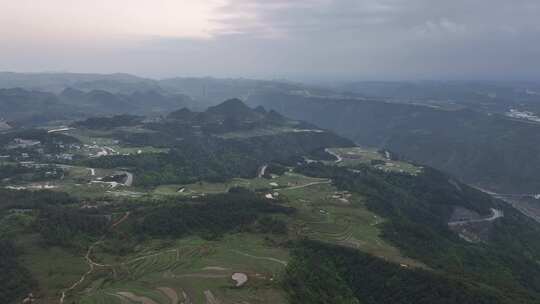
xmin=2 ymin=70 xmax=540 ymax=86
xmin=1 ymin=0 xmax=539 ymax=82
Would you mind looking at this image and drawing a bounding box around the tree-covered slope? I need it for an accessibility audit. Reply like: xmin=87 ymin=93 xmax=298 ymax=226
xmin=80 ymin=99 xmax=353 ymax=186
xmin=293 ymin=162 xmax=540 ymax=302
xmin=249 ymin=92 xmax=540 ymax=193
xmin=284 ymin=240 xmax=513 ymax=304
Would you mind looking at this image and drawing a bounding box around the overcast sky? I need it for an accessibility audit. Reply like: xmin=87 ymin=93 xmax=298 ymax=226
xmin=1 ymin=0 xmax=539 ymax=81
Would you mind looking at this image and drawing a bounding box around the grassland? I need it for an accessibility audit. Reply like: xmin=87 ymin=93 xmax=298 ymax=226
xmin=3 ymin=133 xmax=425 ymax=303
xmin=217 ymin=124 xmax=301 ymax=139
xmin=153 ymin=172 xmax=327 ymax=197
xmin=15 ymin=234 xmax=90 ymax=303
xmin=276 ymin=181 xmax=422 ymax=267
xmin=1 ymin=164 xmax=145 ymax=200
xmin=326 ymin=146 xmax=422 ymax=175
xmin=151 ymin=168 xmax=420 ymax=266
xmin=9 ymin=220 xmax=288 ymax=304
xmin=153 ymin=171 xmax=420 ymax=267
xmin=6 ymin=167 xmax=423 ymax=303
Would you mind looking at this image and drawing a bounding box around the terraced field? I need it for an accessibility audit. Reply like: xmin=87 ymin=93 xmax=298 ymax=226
xmin=5 ymin=141 xmax=425 ymax=303
xmin=71 ymin=234 xmax=288 ymax=304
xmin=154 ymin=171 xmax=421 ymax=269
xmin=277 ymin=182 xmax=422 ymax=267
xmin=6 ymin=164 xmax=423 ymax=303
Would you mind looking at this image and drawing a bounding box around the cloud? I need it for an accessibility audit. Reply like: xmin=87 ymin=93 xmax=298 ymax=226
xmin=413 ymin=18 xmax=467 ymax=37
xmin=1 ymin=0 xmax=540 ymax=80
xmin=0 ymin=0 xmax=227 ymax=40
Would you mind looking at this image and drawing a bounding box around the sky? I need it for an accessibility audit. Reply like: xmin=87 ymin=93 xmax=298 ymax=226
xmin=1 ymin=0 xmax=539 ymax=82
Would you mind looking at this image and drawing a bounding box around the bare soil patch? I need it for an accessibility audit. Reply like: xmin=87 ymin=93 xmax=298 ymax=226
xmin=204 ymin=290 xmax=221 ymax=304
xmin=157 ymin=287 xmax=179 ymax=304
xmin=117 ymin=291 xmax=158 ymax=304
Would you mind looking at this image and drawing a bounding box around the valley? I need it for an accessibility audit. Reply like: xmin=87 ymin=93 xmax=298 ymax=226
xmin=247 ymin=90 xmax=540 ymax=195
xmin=1 ymin=92 xmax=540 ymax=304
xmin=2 ymin=0 xmax=539 ymax=302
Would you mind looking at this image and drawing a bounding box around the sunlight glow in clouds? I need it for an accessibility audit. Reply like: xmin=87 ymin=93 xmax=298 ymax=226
xmin=0 ymin=0 xmax=227 ymax=40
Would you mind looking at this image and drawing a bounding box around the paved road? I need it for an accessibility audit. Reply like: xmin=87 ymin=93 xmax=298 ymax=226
xmin=125 ymin=172 xmax=133 ymax=186
xmin=325 ymin=148 xmax=343 ymax=163
xmin=118 ymin=171 xmax=134 ymax=186
xmin=282 ymin=180 xmax=331 ymax=190
xmin=257 ymin=164 xmax=268 ymax=178
xmin=47 ymin=127 xmax=74 ymax=133
xmin=448 ymin=208 xmax=504 ymax=226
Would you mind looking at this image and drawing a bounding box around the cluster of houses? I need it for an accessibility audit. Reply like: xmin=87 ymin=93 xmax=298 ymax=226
xmin=2 ymin=138 xmax=81 ymax=162
xmin=506 ymin=108 xmax=540 ymax=123
xmin=6 ymin=138 xmax=41 ymax=149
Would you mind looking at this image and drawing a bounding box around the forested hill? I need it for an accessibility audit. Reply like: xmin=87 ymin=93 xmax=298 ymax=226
xmin=248 ymin=91 xmax=540 ymax=193
xmin=287 ymin=162 xmax=540 ymax=303
xmin=79 ymin=99 xmax=353 ymax=186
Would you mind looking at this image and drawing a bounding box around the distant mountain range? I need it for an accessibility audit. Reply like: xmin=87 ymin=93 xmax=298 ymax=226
xmin=3 ymin=71 xmax=540 ymax=194
xmin=3 ymin=72 xmax=539 ymax=113
xmin=0 ymin=87 xmax=190 ymax=125
xmin=75 ymin=98 xmax=352 ymax=186
xmin=0 ymin=72 xmax=333 ymax=107
xmin=0 ymin=72 xmax=159 ymax=93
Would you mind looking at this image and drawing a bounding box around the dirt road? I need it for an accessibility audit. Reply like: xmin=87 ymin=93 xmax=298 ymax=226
xmin=117 ymin=292 xmax=158 ymax=304
xmin=230 ymin=250 xmax=287 ymax=266
xmin=59 ymin=211 xmax=130 ymax=303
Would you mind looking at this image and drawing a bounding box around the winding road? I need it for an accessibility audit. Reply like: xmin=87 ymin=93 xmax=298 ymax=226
xmin=325 ymin=148 xmax=343 ymax=163
xmin=257 ymin=164 xmax=268 ymax=178
xmin=448 ymin=208 xmax=504 ymax=226
xmin=122 ymin=171 xmax=134 ymax=187
xmin=59 ymin=212 xmax=131 ymax=304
